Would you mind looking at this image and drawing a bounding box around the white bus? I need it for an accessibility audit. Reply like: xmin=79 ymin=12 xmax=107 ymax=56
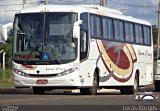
xmin=12 ymin=5 xmax=153 ymax=95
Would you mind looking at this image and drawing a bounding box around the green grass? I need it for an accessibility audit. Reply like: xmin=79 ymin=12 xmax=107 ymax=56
xmin=0 ymin=83 xmax=14 ymax=88
xmin=0 ymin=68 xmax=14 ymax=88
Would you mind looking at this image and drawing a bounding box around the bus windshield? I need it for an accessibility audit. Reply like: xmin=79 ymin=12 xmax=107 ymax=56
xmin=13 ymin=13 xmax=78 ymax=65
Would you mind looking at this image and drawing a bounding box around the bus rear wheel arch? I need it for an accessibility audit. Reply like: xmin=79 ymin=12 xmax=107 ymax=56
xmin=120 ymin=72 xmax=139 ymax=95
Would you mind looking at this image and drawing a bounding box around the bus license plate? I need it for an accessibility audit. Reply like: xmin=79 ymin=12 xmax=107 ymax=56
xmin=37 ymin=79 xmax=48 ymax=84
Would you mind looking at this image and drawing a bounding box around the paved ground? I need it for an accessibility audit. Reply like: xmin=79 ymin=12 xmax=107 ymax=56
xmin=0 ymin=85 xmax=159 ymax=111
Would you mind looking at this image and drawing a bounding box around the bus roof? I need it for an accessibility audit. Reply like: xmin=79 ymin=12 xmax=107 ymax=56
xmin=17 ymin=4 xmax=151 ymax=26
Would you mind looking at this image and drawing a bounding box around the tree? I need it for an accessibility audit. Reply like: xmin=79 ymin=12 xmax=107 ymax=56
xmin=152 ymin=25 xmax=158 ymax=46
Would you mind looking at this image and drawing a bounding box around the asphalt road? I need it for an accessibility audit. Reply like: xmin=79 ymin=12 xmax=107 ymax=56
xmin=0 ymin=86 xmax=160 ymax=111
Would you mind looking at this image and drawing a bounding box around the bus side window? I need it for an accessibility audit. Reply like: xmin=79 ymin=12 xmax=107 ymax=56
xmin=90 ymin=14 xmax=102 ymax=38
xmin=135 ymin=24 xmax=140 ymax=44
xmin=135 ymin=24 xmax=143 ymax=44
xmin=119 ymin=20 xmax=124 ymax=41
xmin=143 ymin=26 xmax=151 ymax=46
xmin=97 ymin=16 xmax=103 ymax=38
xmin=91 ymin=15 xmax=98 ymax=38
xmin=102 ymin=17 xmax=114 ymax=40
xmin=139 ymin=25 xmax=144 ymax=44
xmin=125 ymin=22 xmax=130 ymax=42
xmin=114 ymin=19 xmax=124 ymax=41
xmin=125 ymin=22 xmax=134 ymax=43
xmin=114 ymin=19 xmax=120 ymax=41
xmin=129 ymin=23 xmax=134 ymax=43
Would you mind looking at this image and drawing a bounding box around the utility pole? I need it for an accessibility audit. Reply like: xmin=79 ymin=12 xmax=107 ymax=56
xmin=157 ymin=2 xmax=160 ymax=58
xmin=45 ymin=0 xmax=48 ymax=5
xmin=100 ymin=0 xmax=107 ymax=7
xmin=22 ymin=0 xmax=26 ymax=8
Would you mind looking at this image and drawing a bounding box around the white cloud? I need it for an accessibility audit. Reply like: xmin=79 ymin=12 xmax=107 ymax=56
xmin=151 ymin=0 xmax=160 ymax=5
xmin=0 ymin=0 xmax=37 ymax=25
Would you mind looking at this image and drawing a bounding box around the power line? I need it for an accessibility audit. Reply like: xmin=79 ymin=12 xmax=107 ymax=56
xmin=108 ymin=0 xmax=158 ymax=8
xmin=48 ymin=2 xmax=100 ymax=5
xmin=121 ymin=3 xmax=158 ymax=8
xmin=0 ymin=10 xmax=19 ymax=12
xmin=0 ymin=1 xmax=157 ymax=9
xmin=110 ymin=0 xmax=122 ymax=8
xmin=48 ymin=0 xmax=158 ymax=9
xmin=0 ymin=3 xmax=34 ymax=7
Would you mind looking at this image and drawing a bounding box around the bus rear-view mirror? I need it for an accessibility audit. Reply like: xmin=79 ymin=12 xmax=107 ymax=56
xmin=1 ymin=22 xmax=13 ymax=42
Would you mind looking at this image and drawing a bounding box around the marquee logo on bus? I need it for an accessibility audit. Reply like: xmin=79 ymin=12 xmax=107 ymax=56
xmin=97 ymin=40 xmax=137 ymax=82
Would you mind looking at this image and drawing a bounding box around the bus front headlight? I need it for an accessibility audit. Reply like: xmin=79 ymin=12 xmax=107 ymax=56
xmin=13 ymin=69 xmax=27 ymax=77
xmin=58 ymin=67 xmax=78 ymax=76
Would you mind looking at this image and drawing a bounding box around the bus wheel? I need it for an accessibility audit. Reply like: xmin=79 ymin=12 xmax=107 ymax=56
xmin=155 ymin=81 xmax=160 ymax=92
xmin=120 ymin=75 xmax=139 ymax=95
xmin=32 ymin=87 xmax=45 ymax=94
xmin=80 ymin=72 xmax=98 ymax=95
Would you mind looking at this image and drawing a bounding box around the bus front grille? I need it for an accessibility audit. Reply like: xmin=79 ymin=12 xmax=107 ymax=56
xmin=27 ymin=74 xmax=58 ymax=78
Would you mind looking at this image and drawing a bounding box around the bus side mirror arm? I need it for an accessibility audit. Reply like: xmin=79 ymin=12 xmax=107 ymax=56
xmin=80 ymin=24 xmax=88 ymax=31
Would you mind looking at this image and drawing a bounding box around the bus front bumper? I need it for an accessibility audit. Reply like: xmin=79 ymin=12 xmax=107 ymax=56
xmin=13 ymin=71 xmax=83 ymax=87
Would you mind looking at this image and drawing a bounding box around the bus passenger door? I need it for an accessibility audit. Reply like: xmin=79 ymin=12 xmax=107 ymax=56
xmin=79 ymin=25 xmax=91 ymax=86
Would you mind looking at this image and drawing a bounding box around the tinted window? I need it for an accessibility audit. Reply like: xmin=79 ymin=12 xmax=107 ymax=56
xmin=80 ymin=13 xmax=88 ymax=28
xmin=125 ymin=22 xmax=134 ymax=43
xmin=90 ymin=14 xmax=102 ymax=38
xmin=102 ymin=17 xmax=114 ymax=40
xmin=13 ymin=13 xmax=78 ymax=65
xmin=119 ymin=21 xmax=124 ymax=41
xmin=143 ymin=26 xmax=151 ymax=45
xmin=129 ymin=23 xmax=134 ymax=42
xmin=114 ymin=19 xmax=124 ymax=41
xmin=90 ymin=15 xmax=96 ymax=37
xmin=135 ymin=24 xmax=143 ymax=44
xmin=97 ymin=16 xmax=102 ymax=37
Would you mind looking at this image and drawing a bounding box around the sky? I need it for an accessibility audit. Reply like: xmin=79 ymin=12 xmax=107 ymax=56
xmin=0 ymin=0 xmax=159 ymax=41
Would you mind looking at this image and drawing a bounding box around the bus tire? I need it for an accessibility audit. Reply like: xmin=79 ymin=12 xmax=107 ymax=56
xmin=155 ymin=81 xmax=160 ymax=92
xmin=32 ymin=87 xmax=45 ymax=94
xmin=120 ymin=75 xmax=139 ymax=95
xmin=80 ymin=71 xmax=98 ymax=95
